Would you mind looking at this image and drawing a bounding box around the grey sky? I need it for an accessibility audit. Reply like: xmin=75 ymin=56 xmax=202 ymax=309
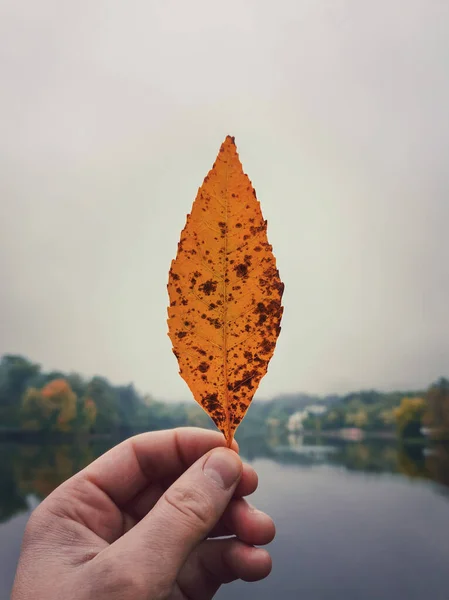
xmin=1 ymin=0 xmax=448 ymax=401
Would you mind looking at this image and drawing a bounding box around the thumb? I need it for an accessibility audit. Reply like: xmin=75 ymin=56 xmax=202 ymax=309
xmin=111 ymin=447 xmax=242 ymax=581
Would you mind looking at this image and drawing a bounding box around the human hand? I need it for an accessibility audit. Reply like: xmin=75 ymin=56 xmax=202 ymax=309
xmin=12 ymin=428 xmax=275 ymax=600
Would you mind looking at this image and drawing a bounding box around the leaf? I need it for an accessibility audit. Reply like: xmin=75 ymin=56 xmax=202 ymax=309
xmin=167 ymin=135 xmax=284 ymax=447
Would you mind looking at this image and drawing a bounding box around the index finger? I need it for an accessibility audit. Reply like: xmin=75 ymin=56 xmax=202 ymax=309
xmin=79 ymin=427 xmax=239 ymax=507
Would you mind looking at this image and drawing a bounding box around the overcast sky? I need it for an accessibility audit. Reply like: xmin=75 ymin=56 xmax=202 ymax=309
xmin=1 ymin=1 xmax=448 ymax=401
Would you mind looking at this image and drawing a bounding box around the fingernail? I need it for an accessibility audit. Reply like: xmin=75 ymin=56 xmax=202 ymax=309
xmin=203 ymin=448 xmax=242 ymax=490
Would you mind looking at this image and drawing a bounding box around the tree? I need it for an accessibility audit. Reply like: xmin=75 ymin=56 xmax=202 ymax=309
xmin=85 ymin=377 xmax=119 ymax=433
xmin=41 ymin=379 xmax=77 ymax=431
xmin=21 ymin=379 xmax=78 ymax=432
xmin=0 ymin=355 xmax=41 ymax=427
xmin=345 ymin=409 xmax=368 ymax=428
xmin=116 ymin=384 xmax=143 ymax=428
xmin=425 ymin=378 xmax=449 ymax=439
xmin=394 ymin=397 xmax=426 ymax=439
xmin=82 ymin=398 xmax=97 ymax=430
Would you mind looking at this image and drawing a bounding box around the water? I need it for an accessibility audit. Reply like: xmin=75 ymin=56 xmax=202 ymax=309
xmin=1 ymin=434 xmax=449 ymax=600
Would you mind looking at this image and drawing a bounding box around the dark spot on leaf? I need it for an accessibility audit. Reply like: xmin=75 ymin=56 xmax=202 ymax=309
xmin=202 ymin=393 xmax=221 ymax=413
xmin=235 ymin=264 xmax=248 ymax=277
xmin=199 ymin=280 xmax=218 ymax=295
xmin=260 ymin=339 xmax=275 ymax=354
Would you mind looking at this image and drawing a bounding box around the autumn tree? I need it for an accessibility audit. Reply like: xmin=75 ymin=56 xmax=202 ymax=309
xmin=42 ymin=379 xmax=77 ymax=431
xmin=21 ymin=379 xmax=78 ymax=432
xmin=20 ymin=378 xmax=100 ymax=433
xmin=394 ymin=397 xmax=426 ymax=439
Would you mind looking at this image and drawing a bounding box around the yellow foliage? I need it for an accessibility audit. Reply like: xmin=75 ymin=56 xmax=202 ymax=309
xmin=21 ymin=379 xmax=96 ymax=432
xmin=345 ymin=410 xmax=368 ymax=428
xmin=83 ymin=398 xmax=97 ymax=429
xmin=394 ymin=397 xmax=426 ymax=438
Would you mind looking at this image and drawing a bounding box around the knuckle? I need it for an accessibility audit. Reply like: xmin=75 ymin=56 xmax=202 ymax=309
xmin=163 ymin=484 xmax=214 ymax=531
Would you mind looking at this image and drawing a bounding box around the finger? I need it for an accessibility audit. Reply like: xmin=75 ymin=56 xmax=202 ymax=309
xmin=123 ymin=460 xmax=258 ymax=524
xmin=234 ymin=462 xmax=258 ymax=497
xmin=79 ymin=427 xmax=238 ymax=507
xmin=107 ymin=447 xmax=242 ymax=582
xmin=208 ymin=498 xmax=275 ymax=546
xmin=178 ymin=538 xmax=272 ymax=600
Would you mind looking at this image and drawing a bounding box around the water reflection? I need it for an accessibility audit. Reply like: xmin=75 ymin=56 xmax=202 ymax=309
xmin=1 ymin=433 xmax=449 ymax=523
xmin=0 ymin=438 xmax=111 ymax=523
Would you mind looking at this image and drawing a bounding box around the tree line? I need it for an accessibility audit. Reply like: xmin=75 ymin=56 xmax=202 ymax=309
xmin=0 ymin=354 xmax=448 ymax=440
xmin=301 ymin=381 xmax=449 ymax=440
xmin=0 ymin=354 xmax=202 ymax=434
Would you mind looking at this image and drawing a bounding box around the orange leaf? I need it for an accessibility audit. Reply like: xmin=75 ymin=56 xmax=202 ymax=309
xmin=167 ymin=136 xmax=284 ymax=447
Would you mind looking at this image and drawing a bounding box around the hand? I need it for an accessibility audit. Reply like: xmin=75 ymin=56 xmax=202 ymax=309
xmin=12 ymin=428 xmax=275 ymax=600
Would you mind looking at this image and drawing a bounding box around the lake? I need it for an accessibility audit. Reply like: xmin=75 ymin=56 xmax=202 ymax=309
xmin=1 ymin=433 xmax=449 ymax=600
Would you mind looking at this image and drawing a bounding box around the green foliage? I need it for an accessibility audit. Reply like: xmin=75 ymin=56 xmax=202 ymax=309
xmin=302 ymin=389 xmax=428 ymax=435
xmin=85 ymin=377 xmax=120 ymax=433
xmin=394 ymin=397 xmax=426 ymax=439
xmin=0 ymin=355 xmax=41 ymax=427
xmin=0 ymin=354 xmax=448 ymax=441
xmin=22 ymin=379 xmax=89 ymax=433
xmin=0 ymin=354 xmax=209 ymax=435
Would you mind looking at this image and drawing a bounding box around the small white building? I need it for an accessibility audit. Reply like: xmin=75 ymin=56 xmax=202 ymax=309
xmin=287 ymin=410 xmax=309 ymax=432
xmin=287 ymin=404 xmax=328 ymax=432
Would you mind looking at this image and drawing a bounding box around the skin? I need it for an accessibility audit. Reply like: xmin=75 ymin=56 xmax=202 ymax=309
xmin=12 ymin=427 xmax=275 ymax=600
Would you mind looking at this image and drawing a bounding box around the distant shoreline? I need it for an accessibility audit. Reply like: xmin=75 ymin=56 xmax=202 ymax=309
xmin=0 ymin=426 xmax=417 ymax=444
